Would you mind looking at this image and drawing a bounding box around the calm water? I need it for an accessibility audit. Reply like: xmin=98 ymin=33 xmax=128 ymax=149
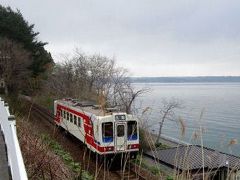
xmin=133 ymin=83 xmax=240 ymax=156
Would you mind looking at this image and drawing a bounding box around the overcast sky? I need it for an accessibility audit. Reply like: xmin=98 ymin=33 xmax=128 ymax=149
xmin=1 ymin=0 xmax=240 ymax=77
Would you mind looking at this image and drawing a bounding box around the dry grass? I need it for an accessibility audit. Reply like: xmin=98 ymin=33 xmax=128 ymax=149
xmin=138 ymin=107 xmax=240 ymax=180
xmin=17 ymin=117 xmax=73 ymax=179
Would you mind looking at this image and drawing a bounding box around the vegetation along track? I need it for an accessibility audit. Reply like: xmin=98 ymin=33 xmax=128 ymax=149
xmin=22 ymin=97 xmax=149 ymax=180
xmin=30 ymin=102 xmax=54 ymax=124
xmin=112 ymin=162 xmax=148 ymax=180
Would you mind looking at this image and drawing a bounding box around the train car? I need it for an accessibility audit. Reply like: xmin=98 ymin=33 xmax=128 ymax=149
xmin=54 ymin=98 xmax=139 ymax=159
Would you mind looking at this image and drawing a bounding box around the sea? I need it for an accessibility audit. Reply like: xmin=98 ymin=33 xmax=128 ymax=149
xmin=133 ymin=82 xmax=240 ymax=156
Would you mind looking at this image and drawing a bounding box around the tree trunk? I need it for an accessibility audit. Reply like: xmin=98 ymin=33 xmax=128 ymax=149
xmin=156 ymin=112 xmax=168 ymax=144
xmin=4 ymin=85 xmax=8 ymax=95
xmin=156 ymin=121 xmax=164 ymax=144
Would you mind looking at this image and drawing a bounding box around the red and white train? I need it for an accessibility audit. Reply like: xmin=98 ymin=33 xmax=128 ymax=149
xmin=54 ymin=98 xmax=139 ymax=159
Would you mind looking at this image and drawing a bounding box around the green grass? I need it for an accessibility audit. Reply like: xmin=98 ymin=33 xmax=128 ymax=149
xmin=166 ymin=176 xmax=174 ymax=180
xmin=41 ymin=134 xmax=93 ymax=179
xmin=155 ymin=142 xmax=170 ymax=150
xmin=33 ymin=95 xmax=55 ymax=112
xmin=134 ymin=154 xmax=162 ymax=176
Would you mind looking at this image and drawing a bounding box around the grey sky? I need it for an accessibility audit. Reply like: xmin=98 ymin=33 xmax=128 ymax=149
xmin=1 ymin=0 xmax=240 ymax=76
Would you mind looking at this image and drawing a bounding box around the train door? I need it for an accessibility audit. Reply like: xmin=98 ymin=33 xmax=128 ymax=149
xmin=115 ymin=123 xmax=127 ymax=151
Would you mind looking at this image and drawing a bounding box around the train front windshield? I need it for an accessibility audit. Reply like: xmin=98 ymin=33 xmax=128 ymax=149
xmin=102 ymin=122 xmax=113 ymax=143
xmin=127 ymin=121 xmax=138 ymax=140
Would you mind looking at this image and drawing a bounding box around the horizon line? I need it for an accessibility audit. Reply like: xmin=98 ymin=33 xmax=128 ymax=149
xmin=131 ymin=75 xmax=240 ymax=78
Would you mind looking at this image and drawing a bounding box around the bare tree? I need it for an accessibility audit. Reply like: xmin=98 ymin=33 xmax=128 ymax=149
xmin=0 ymin=37 xmax=31 ymax=94
xmin=86 ymin=54 xmax=115 ymax=94
xmin=44 ymin=49 xmax=146 ymax=114
xmin=156 ymin=98 xmax=182 ymax=144
xmin=44 ymin=63 xmax=72 ymax=98
xmin=111 ymin=80 xmax=147 ymax=113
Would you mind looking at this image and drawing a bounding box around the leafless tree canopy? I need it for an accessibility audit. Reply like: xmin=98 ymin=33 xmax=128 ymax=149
xmin=156 ymin=98 xmax=182 ymax=144
xmin=45 ymin=49 xmax=144 ymax=113
xmin=0 ymin=37 xmax=31 ymax=94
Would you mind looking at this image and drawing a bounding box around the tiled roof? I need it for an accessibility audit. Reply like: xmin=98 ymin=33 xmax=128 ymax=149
xmin=145 ymin=145 xmax=240 ymax=171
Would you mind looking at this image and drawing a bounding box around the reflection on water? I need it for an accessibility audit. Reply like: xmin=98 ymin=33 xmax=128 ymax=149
xmin=134 ymin=83 xmax=240 ymax=156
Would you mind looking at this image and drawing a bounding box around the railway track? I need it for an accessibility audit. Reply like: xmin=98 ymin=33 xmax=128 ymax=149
xmin=30 ymin=103 xmax=54 ymax=124
xmin=21 ymin=97 xmax=149 ymax=180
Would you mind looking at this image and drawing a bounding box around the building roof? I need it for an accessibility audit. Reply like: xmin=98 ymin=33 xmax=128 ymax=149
xmin=145 ymin=145 xmax=240 ymax=171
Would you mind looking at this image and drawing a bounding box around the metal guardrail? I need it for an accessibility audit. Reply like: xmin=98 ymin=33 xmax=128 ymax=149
xmin=0 ymin=97 xmax=28 ymax=180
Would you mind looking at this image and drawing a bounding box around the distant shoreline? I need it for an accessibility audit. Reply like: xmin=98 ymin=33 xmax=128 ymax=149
xmin=130 ymin=76 xmax=240 ymax=83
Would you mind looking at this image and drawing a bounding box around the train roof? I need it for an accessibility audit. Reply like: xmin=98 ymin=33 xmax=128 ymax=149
xmin=56 ymin=99 xmax=122 ymax=116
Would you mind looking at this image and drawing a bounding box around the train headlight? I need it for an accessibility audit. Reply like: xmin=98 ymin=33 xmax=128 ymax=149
xmin=104 ymin=146 xmax=114 ymax=151
xmin=128 ymin=144 xmax=139 ymax=149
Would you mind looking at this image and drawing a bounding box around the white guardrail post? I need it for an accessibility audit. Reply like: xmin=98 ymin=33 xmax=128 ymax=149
xmin=0 ymin=97 xmax=28 ymax=180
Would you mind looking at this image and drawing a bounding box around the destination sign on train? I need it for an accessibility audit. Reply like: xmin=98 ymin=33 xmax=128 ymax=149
xmin=115 ymin=115 xmax=126 ymax=121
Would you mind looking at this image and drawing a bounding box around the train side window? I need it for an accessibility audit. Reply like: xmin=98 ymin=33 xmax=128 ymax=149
xmin=102 ymin=122 xmax=113 ymax=143
xmin=127 ymin=121 xmax=137 ymax=140
xmin=70 ymin=114 xmax=73 ymax=123
xmin=78 ymin=117 xmax=81 ymax=127
xmin=64 ymin=111 xmax=66 ymax=119
xmin=74 ymin=115 xmax=77 ymax=125
xmin=67 ymin=112 xmax=69 ymax=121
